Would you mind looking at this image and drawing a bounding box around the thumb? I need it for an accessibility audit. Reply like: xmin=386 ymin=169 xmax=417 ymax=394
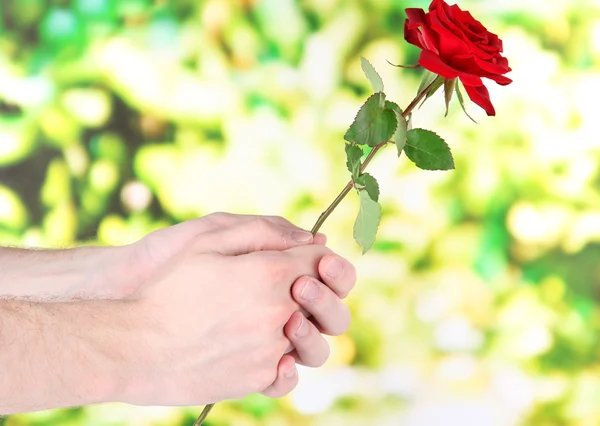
xmin=198 ymin=217 xmax=316 ymax=255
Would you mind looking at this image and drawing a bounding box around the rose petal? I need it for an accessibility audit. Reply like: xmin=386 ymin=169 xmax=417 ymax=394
xmin=406 ymin=0 xmax=511 ymax=99
xmin=472 ymin=55 xmax=511 ymax=74
xmin=429 ymin=10 xmax=471 ymax=59
xmin=461 ymin=82 xmax=496 ymax=116
xmin=460 ymin=10 xmax=487 ymax=35
xmin=457 ymin=72 xmax=483 ymax=86
xmin=483 ymin=73 xmax=512 ymax=85
xmin=452 ymin=54 xmax=510 ymax=77
xmin=404 ymin=20 xmax=425 ymax=49
xmin=405 ymin=7 xmax=440 ymax=54
xmin=418 ymin=49 xmax=461 ymax=79
xmin=405 ymin=8 xmax=428 ymax=28
xmin=428 ymin=0 xmax=443 ymax=12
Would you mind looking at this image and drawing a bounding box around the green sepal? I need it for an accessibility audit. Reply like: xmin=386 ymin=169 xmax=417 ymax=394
xmin=444 ymin=78 xmax=457 ymax=117
xmin=455 ymin=83 xmax=478 ymax=124
xmin=417 ymin=69 xmax=438 ymax=95
xmin=386 ymin=59 xmax=420 ymax=69
xmin=419 ymin=75 xmax=444 ymax=108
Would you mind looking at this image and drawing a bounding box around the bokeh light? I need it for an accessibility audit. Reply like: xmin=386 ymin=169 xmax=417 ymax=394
xmin=1 ymin=0 xmax=600 ymax=425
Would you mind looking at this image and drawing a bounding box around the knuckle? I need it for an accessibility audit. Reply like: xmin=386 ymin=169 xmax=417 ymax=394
xmin=202 ymin=212 xmax=233 ymax=229
xmin=251 ymin=218 xmax=287 ymax=249
xmin=265 ymin=214 xmax=286 ymax=224
xmin=204 ymin=211 xmax=227 ymax=222
xmin=252 ymin=217 xmax=274 ymax=233
xmin=139 ymin=232 xmax=172 ymax=267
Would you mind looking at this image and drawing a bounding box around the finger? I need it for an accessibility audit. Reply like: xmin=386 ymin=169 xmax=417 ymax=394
xmin=204 ymin=213 xmax=314 ymax=236
xmin=260 ymin=354 xmax=298 ymax=398
xmin=199 ymin=218 xmax=317 ymax=255
xmin=318 ymin=254 xmax=356 ymax=299
xmin=170 ymin=213 xmax=312 ymax=239
xmin=278 ymin=244 xmax=334 ymax=282
xmin=313 ymin=233 xmax=327 ymax=246
xmin=291 ymin=276 xmax=351 ymax=336
xmin=284 ymin=311 xmax=330 ymax=367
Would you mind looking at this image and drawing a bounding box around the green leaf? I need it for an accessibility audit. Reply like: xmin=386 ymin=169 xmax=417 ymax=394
xmin=386 ymin=101 xmax=407 ymax=155
xmin=455 ymin=83 xmax=478 ymax=124
xmin=444 ymin=78 xmax=457 ymax=117
xmin=345 ymin=144 xmax=363 ymax=181
xmin=384 ymin=100 xmax=401 ymax=116
xmin=357 ymin=173 xmax=379 ymax=202
xmin=361 ymin=57 xmax=384 ymax=93
xmin=353 ymin=190 xmax=382 ymax=254
xmin=344 ymin=93 xmax=397 ymax=147
xmin=404 ymin=129 xmax=455 ymax=171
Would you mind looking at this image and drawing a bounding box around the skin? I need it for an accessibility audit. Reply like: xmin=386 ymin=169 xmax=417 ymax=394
xmin=0 ymin=213 xmax=356 ymax=415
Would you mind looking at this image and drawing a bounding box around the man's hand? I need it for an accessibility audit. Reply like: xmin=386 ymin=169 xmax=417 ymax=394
xmin=118 ymin=213 xmax=356 ymax=404
xmin=0 ymin=213 xmax=356 ymax=414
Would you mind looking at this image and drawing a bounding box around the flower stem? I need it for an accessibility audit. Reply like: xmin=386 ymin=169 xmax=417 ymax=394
xmin=193 ymin=75 xmax=440 ymax=426
xmin=193 ymin=404 xmax=214 ymax=426
xmin=310 ymin=78 xmax=437 ymax=235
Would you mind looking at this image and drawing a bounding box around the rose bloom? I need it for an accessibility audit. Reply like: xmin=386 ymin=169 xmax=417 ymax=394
xmin=404 ymin=0 xmax=511 ymax=116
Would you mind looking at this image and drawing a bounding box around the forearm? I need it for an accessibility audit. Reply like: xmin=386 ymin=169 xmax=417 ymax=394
xmin=0 ymin=299 xmax=131 ymax=414
xmin=0 ymin=246 xmax=136 ymax=300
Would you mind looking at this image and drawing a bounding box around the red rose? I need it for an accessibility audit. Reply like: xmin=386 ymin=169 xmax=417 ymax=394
xmin=404 ymin=0 xmax=511 ymax=116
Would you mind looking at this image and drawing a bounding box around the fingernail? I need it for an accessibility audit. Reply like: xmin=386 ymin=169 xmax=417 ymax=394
xmin=326 ymin=258 xmax=344 ymax=279
xmin=291 ymin=230 xmax=313 ymax=242
xmin=285 ymin=365 xmax=297 ymax=379
xmin=295 ymin=316 xmax=310 ymax=337
xmin=300 ymin=279 xmax=319 ymax=301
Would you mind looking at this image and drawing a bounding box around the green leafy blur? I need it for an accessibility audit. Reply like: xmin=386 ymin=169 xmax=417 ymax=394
xmin=1 ymin=0 xmax=600 ymax=425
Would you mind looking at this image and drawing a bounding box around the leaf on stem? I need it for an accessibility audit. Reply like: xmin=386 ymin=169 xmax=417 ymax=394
xmin=353 ymin=190 xmax=381 ymax=254
xmin=404 ymin=128 xmax=455 ymax=171
xmin=345 ymin=144 xmax=363 ymax=181
xmin=344 ymin=93 xmax=397 ymax=147
xmin=386 ymin=101 xmax=407 ymax=155
xmin=455 ymin=83 xmax=478 ymax=124
xmin=361 ymin=57 xmax=384 ymax=93
xmin=444 ymin=78 xmax=457 ymax=117
xmin=356 ymin=173 xmax=379 ymax=202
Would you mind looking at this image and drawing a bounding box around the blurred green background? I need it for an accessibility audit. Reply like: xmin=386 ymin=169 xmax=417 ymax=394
xmin=1 ymin=0 xmax=600 ymax=425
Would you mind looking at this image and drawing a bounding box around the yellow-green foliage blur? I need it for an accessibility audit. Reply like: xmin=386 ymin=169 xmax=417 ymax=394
xmin=1 ymin=0 xmax=600 ymax=425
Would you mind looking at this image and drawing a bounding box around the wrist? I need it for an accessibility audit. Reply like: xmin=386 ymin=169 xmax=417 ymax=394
xmin=0 ymin=298 xmax=135 ymax=413
xmin=73 ymin=299 xmax=141 ymax=406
